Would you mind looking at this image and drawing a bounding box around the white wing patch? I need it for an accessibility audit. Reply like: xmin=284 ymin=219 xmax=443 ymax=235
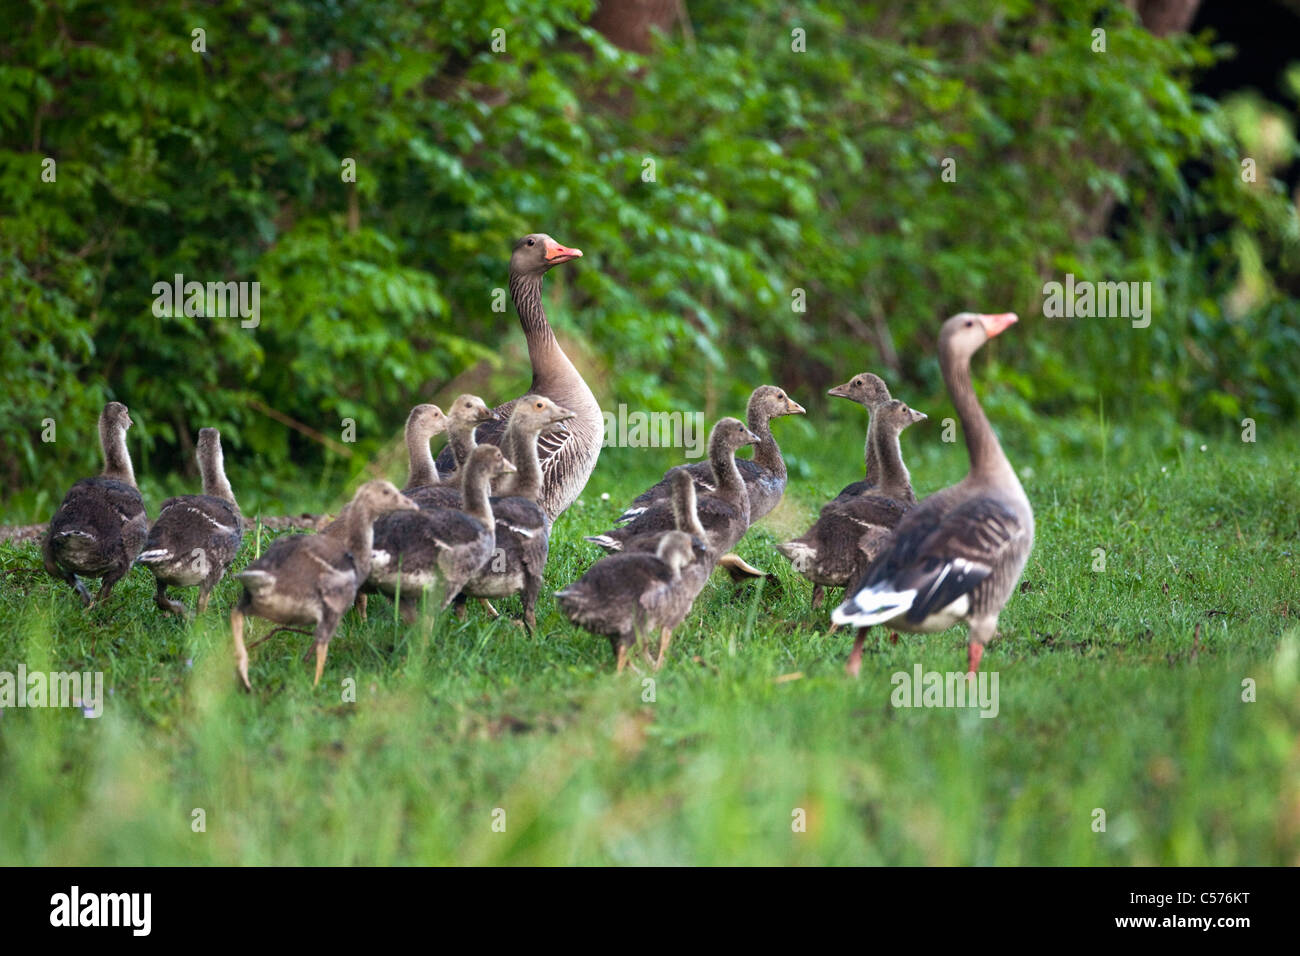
xmin=831 ymin=585 xmax=918 ymax=628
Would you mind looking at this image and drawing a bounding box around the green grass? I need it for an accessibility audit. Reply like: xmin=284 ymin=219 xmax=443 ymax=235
xmin=1 ymin=416 xmax=1298 ymax=865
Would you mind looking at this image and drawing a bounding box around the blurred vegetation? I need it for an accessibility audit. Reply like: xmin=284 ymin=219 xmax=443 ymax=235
xmin=1 ymin=0 xmax=1298 ymax=519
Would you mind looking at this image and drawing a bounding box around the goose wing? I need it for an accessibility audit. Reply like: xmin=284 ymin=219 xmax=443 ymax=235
xmin=834 ymin=495 xmax=1026 ymax=628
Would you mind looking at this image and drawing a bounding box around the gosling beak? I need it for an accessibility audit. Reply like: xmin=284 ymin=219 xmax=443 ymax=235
xmin=910 ymin=409 xmax=928 ymax=424
xmin=501 ymin=459 xmax=518 ymax=474
xmin=785 ymin=398 xmax=806 ymax=415
xmin=978 ymin=312 xmax=1018 ymax=338
xmin=744 ymin=428 xmax=761 ymax=445
xmin=827 ymin=383 xmax=850 ymax=399
xmin=544 ymin=238 xmax=583 ymax=263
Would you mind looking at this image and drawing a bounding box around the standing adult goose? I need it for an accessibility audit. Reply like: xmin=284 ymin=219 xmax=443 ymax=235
xmin=614 ymin=386 xmax=806 ymax=524
xmin=43 ymin=402 xmax=147 ymax=607
xmin=832 ymin=313 xmax=1033 ymax=675
xmin=137 ymin=427 xmax=244 ymax=616
xmin=778 ymin=399 xmax=926 ymax=610
xmin=365 ymin=445 xmax=515 ymax=620
xmin=458 ymin=396 xmax=575 ymax=632
xmin=586 ymin=418 xmax=759 ymax=554
xmin=434 ymin=234 xmax=601 ymax=523
xmin=231 ymin=480 xmax=418 ymax=689
xmin=556 ymin=530 xmax=703 ymax=672
xmin=826 ymin=372 xmax=893 ymax=504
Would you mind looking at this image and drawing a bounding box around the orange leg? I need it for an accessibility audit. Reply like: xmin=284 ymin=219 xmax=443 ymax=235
xmin=967 ymin=641 xmax=984 ymax=674
xmin=845 ymin=628 xmax=867 ymax=677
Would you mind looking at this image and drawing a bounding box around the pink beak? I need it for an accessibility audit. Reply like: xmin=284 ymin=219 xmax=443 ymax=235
xmin=544 ymin=239 xmax=583 ymax=263
xmin=978 ymin=312 xmax=1018 ymax=338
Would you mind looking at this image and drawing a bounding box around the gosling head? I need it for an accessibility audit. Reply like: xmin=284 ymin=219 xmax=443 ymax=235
xmin=827 ymin=373 xmax=891 ymax=409
xmin=406 ymin=404 xmax=448 ymax=441
xmin=749 ymin=385 xmax=806 ymax=421
xmin=875 ymin=399 xmax=928 ymax=434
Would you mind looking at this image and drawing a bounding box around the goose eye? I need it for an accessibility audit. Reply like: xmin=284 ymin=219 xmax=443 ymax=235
xmin=964 ymin=320 xmax=974 ymax=328
xmin=527 ymin=238 xmax=535 ymax=246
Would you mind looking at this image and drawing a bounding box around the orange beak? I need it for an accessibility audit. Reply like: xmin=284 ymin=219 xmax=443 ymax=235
xmin=978 ymin=312 xmax=1018 ymax=338
xmin=544 ymin=239 xmax=583 ymax=263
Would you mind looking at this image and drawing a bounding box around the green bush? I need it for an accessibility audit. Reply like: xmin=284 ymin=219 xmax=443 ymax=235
xmin=1 ymin=0 xmax=1295 ymax=519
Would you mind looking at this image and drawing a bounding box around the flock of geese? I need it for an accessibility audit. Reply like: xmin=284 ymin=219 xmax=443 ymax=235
xmin=40 ymin=234 xmax=1035 ymax=687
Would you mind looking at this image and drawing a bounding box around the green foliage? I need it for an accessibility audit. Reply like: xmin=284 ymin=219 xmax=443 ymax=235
xmin=0 ymin=0 xmax=1296 ymax=519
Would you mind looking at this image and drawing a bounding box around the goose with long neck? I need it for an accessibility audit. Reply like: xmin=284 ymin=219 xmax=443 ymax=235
xmin=826 ymin=372 xmax=892 ymax=503
xmin=366 ymin=445 xmax=516 ymax=622
xmin=459 ymin=396 xmax=575 ymax=631
xmin=43 ymin=402 xmax=148 ymax=607
xmin=779 ymin=399 xmax=926 ymax=610
xmin=401 ymin=404 xmax=448 ymax=491
xmin=614 ymin=385 xmax=805 ymax=525
xmin=433 ymin=234 xmax=602 ymax=523
xmin=232 ymin=480 xmax=418 ymax=688
xmin=137 ymin=427 xmax=245 ymax=616
xmin=587 ymin=418 xmax=759 ymax=553
xmin=833 ymin=312 xmax=1033 ymax=675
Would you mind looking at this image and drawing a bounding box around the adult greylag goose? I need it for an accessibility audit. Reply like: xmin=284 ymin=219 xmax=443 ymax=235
xmin=614 ymin=386 xmax=806 ymax=524
xmin=42 ymin=402 xmax=147 ymax=607
xmin=231 ymin=480 xmax=417 ymax=688
xmin=434 ymin=234 xmax=601 ymax=523
xmin=825 ymin=372 xmax=894 ymax=503
xmin=832 ymin=313 xmax=1033 ymax=675
xmin=778 ymin=399 xmax=925 ymax=610
xmin=137 ymin=427 xmax=244 ymax=616
xmin=458 ymin=396 xmax=575 ymax=632
xmin=365 ymin=445 xmax=514 ymax=621
xmin=556 ymin=530 xmax=704 ymax=672
xmin=586 ymin=418 xmax=759 ymax=554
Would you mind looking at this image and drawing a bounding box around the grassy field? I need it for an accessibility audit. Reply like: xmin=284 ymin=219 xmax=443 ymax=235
xmin=1 ymin=411 xmax=1298 ymax=865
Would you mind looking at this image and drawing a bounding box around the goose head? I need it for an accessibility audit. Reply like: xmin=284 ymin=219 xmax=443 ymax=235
xmin=465 ymin=444 xmax=518 ymax=483
xmin=709 ymin=417 xmax=761 ymax=456
xmin=749 ymin=385 xmax=806 ymax=422
xmin=511 ymin=233 xmax=583 ymax=276
xmin=448 ymin=394 xmax=498 ymax=430
xmin=513 ymin=394 xmax=577 ymax=436
xmin=827 ymin=373 xmax=891 ymax=408
xmin=940 ymin=312 xmax=1018 ymax=362
xmin=101 ymin=401 xmax=133 ymax=433
xmin=875 ymin=399 xmax=928 ymax=433
xmin=351 ymin=479 xmax=419 ymax=517
xmin=406 ymin=404 xmax=448 ymax=442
